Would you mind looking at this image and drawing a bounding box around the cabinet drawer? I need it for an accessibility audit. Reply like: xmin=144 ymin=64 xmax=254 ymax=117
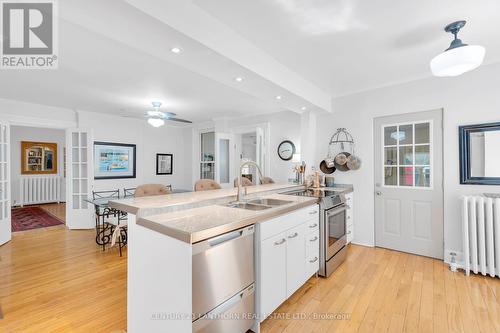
xmin=260 ymin=204 xmax=319 ymax=240
xmin=305 ymin=252 xmax=319 ymax=278
xmin=305 ymin=218 xmax=319 ymax=234
xmin=306 ymin=233 xmax=319 ymax=255
xmin=346 ymin=224 xmax=354 ymax=244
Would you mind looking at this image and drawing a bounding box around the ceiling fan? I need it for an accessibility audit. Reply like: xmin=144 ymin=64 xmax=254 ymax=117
xmin=144 ymin=101 xmax=192 ymax=127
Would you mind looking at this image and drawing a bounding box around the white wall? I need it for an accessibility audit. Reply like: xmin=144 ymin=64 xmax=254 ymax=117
xmin=1 ymin=100 xmax=192 ymax=201
xmin=10 ymin=126 xmax=66 ymax=206
xmin=77 ymin=110 xmax=193 ymax=193
xmin=224 ymin=111 xmax=301 ymax=183
xmin=316 ymin=62 xmax=500 ymax=259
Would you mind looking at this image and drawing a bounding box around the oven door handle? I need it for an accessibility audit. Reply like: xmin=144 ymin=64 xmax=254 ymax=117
xmin=326 ymin=205 xmax=346 ymax=216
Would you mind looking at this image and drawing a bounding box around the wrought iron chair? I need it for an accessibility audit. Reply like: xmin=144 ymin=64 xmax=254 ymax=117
xmin=123 ymin=187 xmax=136 ymax=198
xmin=92 ymin=190 xmax=127 ymax=256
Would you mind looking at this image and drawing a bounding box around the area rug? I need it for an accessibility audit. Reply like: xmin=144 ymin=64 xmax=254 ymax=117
xmin=11 ymin=206 xmax=64 ymax=232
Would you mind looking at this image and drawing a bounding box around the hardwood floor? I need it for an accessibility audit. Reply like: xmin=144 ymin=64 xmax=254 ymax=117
xmin=1 ymin=227 xmax=499 ymax=333
xmin=37 ymin=203 xmax=66 ymax=223
xmin=260 ymin=245 xmax=500 ymax=333
xmin=0 ymin=225 xmax=126 ymax=333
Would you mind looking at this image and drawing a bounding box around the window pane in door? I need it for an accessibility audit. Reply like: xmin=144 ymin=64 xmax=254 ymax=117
xmin=399 ymin=146 xmax=413 ymax=165
xmin=415 ymin=167 xmax=431 ymax=187
xmin=384 ymin=126 xmax=397 ymax=146
xmin=415 ymin=145 xmax=430 ymax=165
xmin=399 ymin=167 xmax=414 ymax=186
xmin=384 ymin=147 xmax=397 ymax=165
xmin=415 ymin=123 xmax=430 ymax=144
xmin=399 ymin=124 xmax=413 ymax=145
xmin=384 ymin=167 xmax=397 ymax=185
xmin=218 ymin=139 xmax=230 ymax=183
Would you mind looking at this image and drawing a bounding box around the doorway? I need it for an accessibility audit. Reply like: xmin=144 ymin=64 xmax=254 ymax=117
xmin=373 ymin=109 xmax=444 ymax=259
xmin=10 ymin=125 xmax=67 ymax=232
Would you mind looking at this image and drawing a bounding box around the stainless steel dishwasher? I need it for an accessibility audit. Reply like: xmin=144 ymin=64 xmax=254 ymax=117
xmin=192 ymin=225 xmax=255 ymax=333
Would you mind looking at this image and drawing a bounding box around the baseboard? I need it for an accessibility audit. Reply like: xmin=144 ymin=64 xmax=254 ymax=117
xmin=350 ymin=240 xmax=375 ymax=248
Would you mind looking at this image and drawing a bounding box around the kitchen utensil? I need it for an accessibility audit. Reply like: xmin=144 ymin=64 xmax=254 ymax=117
xmin=334 ymin=153 xmax=347 ymax=165
xmin=320 ymin=160 xmax=336 ymax=174
xmin=334 ymin=152 xmax=351 ymax=171
xmin=346 ymin=154 xmax=362 ymax=170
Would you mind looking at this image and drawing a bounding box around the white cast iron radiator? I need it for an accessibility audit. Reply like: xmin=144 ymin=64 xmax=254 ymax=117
xmin=461 ymin=195 xmax=500 ymax=277
xmin=20 ymin=176 xmax=63 ymax=207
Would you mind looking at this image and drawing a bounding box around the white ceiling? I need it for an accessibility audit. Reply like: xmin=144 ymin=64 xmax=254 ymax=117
xmin=194 ymin=0 xmax=500 ymax=97
xmin=1 ymin=0 xmax=499 ymax=122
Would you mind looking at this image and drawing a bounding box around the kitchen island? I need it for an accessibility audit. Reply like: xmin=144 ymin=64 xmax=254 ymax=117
xmin=109 ymin=183 xmax=320 ymax=333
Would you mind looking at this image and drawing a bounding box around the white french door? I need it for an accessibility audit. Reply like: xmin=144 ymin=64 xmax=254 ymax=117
xmin=0 ymin=121 xmax=11 ymax=246
xmin=374 ymin=109 xmax=443 ymax=259
xmin=215 ymin=133 xmax=234 ymax=188
xmin=66 ymin=129 xmax=94 ymax=229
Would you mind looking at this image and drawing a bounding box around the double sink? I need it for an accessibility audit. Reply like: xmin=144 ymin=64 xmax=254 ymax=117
xmin=225 ymin=198 xmax=292 ymax=211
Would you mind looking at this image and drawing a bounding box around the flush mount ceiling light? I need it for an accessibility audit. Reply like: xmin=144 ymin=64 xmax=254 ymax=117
xmin=275 ymin=95 xmax=282 ymax=100
xmin=430 ymin=20 xmax=485 ymax=77
xmin=170 ymin=47 xmax=182 ymax=54
xmin=301 ymin=106 xmax=307 ymax=111
xmin=234 ymin=77 xmax=244 ymax=82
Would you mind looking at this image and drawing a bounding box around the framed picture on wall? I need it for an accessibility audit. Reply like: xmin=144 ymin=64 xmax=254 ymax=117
xmin=156 ymin=153 xmax=173 ymax=175
xmin=21 ymin=141 xmax=57 ymax=175
xmin=94 ymin=142 xmax=136 ymax=179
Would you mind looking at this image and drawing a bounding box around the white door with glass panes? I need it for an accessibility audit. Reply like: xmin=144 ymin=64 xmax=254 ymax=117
xmin=374 ymin=109 xmax=443 ymax=259
xmin=0 ymin=122 xmax=10 ymax=246
xmin=66 ymin=129 xmax=94 ymax=229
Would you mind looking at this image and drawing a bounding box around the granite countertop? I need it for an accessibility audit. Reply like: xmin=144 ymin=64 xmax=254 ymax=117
xmin=137 ymin=193 xmax=318 ymax=244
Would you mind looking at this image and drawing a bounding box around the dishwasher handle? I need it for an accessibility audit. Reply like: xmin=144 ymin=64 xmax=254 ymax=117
xmin=208 ymin=229 xmax=243 ymax=247
xmin=193 ymin=225 xmax=255 ymax=254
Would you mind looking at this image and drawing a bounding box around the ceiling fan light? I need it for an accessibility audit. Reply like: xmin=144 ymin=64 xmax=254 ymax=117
xmin=147 ymin=110 xmax=164 ymax=117
xmin=431 ymin=45 xmax=485 ymax=77
xmin=147 ymin=118 xmax=165 ymax=127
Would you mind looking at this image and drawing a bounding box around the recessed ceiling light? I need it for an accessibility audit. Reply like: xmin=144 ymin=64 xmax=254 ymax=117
xmin=234 ymin=77 xmax=244 ymax=82
xmin=275 ymin=95 xmax=282 ymax=100
xmin=171 ymin=47 xmax=182 ymax=54
xmin=301 ymin=106 xmax=307 ymax=111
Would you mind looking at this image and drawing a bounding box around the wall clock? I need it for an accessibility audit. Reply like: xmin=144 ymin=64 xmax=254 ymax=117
xmin=277 ymin=140 xmax=295 ymax=161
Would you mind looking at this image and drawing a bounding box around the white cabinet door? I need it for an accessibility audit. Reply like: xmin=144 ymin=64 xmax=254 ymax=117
xmin=285 ymin=223 xmax=306 ymax=298
xmin=260 ymin=232 xmax=287 ymax=318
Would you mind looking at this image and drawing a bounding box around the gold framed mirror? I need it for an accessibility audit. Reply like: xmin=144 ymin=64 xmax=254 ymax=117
xmin=21 ymin=141 xmax=57 ymax=175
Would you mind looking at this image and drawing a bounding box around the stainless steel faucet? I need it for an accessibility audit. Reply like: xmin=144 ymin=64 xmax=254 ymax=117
xmin=237 ymin=160 xmax=264 ymax=202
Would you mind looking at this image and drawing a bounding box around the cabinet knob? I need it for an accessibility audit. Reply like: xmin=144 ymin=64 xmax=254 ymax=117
xmin=309 ymin=236 xmax=318 ymax=242
xmin=309 ymin=223 xmax=318 ymax=228
xmin=309 ymin=211 xmax=318 ymax=215
xmin=347 ymin=231 xmax=351 ymax=234
xmin=274 ymin=238 xmax=286 ymax=246
xmin=288 ymin=232 xmax=299 ymax=239
xmin=309 ymin=256 xmax=318 ymax=263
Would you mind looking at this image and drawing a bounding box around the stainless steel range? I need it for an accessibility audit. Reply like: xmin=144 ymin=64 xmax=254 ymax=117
xmin=284 ymin=188 xmax=347 ymax=277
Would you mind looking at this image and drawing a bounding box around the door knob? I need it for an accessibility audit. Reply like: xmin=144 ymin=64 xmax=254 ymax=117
xmin=376 ymin=191 xmax=382 ymax=195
